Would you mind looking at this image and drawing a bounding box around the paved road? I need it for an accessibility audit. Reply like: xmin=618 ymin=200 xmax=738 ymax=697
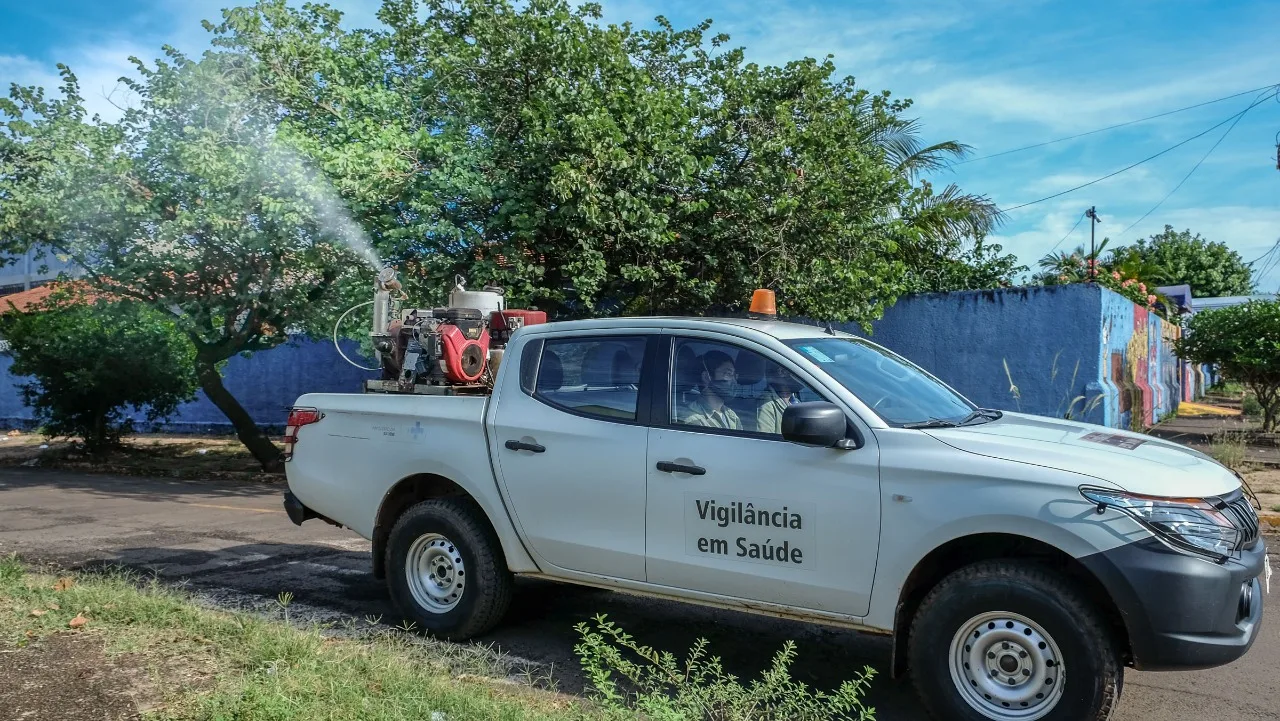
xmin=1 ymin=467 xmax=1276 ymax=720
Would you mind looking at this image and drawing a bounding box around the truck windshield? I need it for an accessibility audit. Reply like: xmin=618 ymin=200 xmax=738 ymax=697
xmin=784 ymin=338 xmax=977 ymax=426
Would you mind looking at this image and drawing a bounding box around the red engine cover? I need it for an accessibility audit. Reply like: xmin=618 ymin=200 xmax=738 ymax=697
xmin=490 ymin=309 xmax=548 ymax=332
xmin=438 ymin=323 xmax=490 ymax=383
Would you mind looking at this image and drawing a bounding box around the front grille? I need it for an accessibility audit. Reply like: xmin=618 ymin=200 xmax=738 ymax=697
xmin=1219 ymin=492 xmax=1260 ymax=549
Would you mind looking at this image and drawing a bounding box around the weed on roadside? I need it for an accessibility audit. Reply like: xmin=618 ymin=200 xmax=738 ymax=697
xmin=1209 ymin=431 xmax=1248 ymax=471
xmin=575 ymin=614 xmax=877 ymax=721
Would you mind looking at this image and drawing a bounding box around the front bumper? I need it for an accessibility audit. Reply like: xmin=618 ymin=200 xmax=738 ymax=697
xmin=1080 ymin=535 xmax=1266 ymax=671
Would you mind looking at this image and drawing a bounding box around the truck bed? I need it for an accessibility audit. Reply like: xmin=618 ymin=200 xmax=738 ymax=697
xmin=285 ymin=392 xmax=496 ymax=541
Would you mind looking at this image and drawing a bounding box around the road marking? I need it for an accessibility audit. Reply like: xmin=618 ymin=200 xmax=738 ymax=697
xmin=187 ymin=502 xmax=281 ymax=514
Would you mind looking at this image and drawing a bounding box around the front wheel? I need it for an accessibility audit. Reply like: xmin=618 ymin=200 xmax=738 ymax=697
xmin=908 ymin=560 xmax=1122 ymax=721
xmin=386 ymin=498 xmax=512 ymax=640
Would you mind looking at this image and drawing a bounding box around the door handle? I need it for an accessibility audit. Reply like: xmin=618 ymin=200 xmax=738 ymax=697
xmin=656 ymin=461 xmax=706 ymax=476
xmin=505 ymin=440 xmax=546 ymax=453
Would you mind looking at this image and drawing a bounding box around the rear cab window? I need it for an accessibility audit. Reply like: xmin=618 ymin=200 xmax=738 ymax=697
xmin=530 ymin=336 xmax=648 ymax=422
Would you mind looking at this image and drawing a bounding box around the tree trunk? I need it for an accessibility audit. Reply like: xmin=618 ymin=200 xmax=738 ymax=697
xmin=92 ymin=406 xmax=107 ymax=455
xmin=1251 ymin=383 xmax=1280 ymax=434
xmin=195 ymin=355 xmax=283 ymax=473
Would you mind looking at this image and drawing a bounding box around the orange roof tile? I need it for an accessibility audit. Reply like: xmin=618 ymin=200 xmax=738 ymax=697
xmin=0 ymin=285 xmax=57 ymax=314
xmin=0 ymin=282 xmax=104 ymax=315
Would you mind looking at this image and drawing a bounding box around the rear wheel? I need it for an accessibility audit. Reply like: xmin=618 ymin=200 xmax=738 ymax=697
xmin=386 ymin=498 xmax=512 ymax=640
xmin=908 ymin=560 xmax=1122 ymax=721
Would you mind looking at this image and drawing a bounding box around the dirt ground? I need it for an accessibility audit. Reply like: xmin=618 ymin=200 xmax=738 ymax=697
xmin=1245 ymin=467 xmax=1280 ymax=514
xmin=0 ymin=432 xmax=280 ymax=482
xmin=0 ymin=633 xmax=160 ymax=721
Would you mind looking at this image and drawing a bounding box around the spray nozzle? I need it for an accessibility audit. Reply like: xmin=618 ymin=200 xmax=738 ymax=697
xmin=376 ymin=266 xmax=401 ymax=293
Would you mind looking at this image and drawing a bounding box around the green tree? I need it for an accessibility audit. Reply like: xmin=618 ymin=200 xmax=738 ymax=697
xmin=1176 ymin=300 xmax=1280 ymax=432
xmin=213 ymin=0 xmax=1001 ymax=326
xmin=902 ymin=235 xmax=1025 ymax=292
xmin=1124 ymin=226 xmax=1253 ymax=298
xmin=0 ymin=291 xmax=198 ymax=452
xmin=0 ymin=56 xmax=363 ymax=471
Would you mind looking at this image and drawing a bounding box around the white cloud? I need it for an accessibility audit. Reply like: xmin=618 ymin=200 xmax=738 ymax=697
xmin=1 ymin=54 xmax=60 ymax=93
xmin=1019 ymin=166 xmax=1164 ymax=201
xmin=916 ymin=54 xmax=1277 ymax=133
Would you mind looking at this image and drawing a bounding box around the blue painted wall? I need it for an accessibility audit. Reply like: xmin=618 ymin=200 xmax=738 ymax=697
xmin=1 ymin=286 xmax=1195 ymax=434
xmin=1 ymin=335 xmax=376 ymax=433
xmin=0 ymin=352 xmax=28 ymax=429
xmin=839 ymin=285 xmax=1111 ymax=425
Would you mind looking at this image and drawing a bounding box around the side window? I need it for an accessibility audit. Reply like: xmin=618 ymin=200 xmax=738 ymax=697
xmin=533 ymin=336 xmax=646 ymax=421
xmin=670 ymin=338 xmax=822 ymax=436
xmin=519 ymin=338 xmax=544 ymax=396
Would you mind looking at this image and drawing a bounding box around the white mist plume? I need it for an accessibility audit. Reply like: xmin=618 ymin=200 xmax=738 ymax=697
xmin=259 ymin=132 xmax=383 ymax=273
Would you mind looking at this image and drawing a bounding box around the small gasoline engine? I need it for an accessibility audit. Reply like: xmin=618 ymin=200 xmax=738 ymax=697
xmin=364 ymin=268 xmax=546 ymax=393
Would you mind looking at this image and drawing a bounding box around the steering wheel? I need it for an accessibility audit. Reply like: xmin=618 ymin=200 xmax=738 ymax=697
xmin=870 ymin=394 xmax=891 ymax=410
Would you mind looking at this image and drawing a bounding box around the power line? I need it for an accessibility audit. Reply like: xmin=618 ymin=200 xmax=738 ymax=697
xmin=1245 ymin=240 xmax=1280 ymax=266
xmin=956 ymin=82 xmax=1279 ymax=165
xmin=1046 ymin=211 xmax=1087 ymax=254
xmin=1003 ymin=89 xmax=1280 ymax=212
xmin=1257 ymin=242 xmax=1280 ymax=284
xmin=1116 ymin=90 xmax=1275 ymax=238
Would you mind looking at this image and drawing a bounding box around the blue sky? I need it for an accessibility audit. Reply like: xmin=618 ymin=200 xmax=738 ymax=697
xmin=3 ymin=0 xmax=1279 ymax=294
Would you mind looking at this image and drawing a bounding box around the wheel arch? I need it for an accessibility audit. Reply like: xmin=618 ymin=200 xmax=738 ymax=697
xmin=371 ymin=472 xmax=536 ymax=579
xmin=889 ymin=532 xmax=1131 ymax=678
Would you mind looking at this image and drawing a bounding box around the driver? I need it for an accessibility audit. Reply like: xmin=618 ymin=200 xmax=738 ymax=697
xmin=681 ymin=350 xmax=742 ymax=430
xmin=756 ymin=362 xmax=800 ymax=434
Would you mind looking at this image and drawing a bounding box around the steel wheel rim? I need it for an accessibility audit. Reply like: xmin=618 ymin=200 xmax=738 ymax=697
xmin=948 ymin=611 xmax=1065 ymax=720
xmin=405 ymin=533 xmax=465 ymax=613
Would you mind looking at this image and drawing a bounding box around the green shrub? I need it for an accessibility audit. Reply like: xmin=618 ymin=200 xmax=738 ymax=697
xmin=574 ymin=614 xmax=876 ymax=721
xmin=1242 ymin=394 xmax=1263 ymax=418
xmin=0 ymin=291 xmax=198 ymax=452
xmin=1208 ymin=380 xmax=1243 ymax=396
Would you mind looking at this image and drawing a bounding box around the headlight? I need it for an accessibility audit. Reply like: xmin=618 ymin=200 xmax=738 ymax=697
xmin=1080 ymin=487 xmax=1241 ymax=562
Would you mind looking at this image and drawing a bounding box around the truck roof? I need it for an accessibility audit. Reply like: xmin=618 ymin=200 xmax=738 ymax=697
xmin=517 ymin=316 xmax=859 ymax=341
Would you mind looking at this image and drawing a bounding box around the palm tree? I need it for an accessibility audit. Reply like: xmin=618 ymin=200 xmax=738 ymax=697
xmin=868 ymin=115 xmax=1004 ymax=244
xmin=1038 ymin=240 xmax=1110 ymax=284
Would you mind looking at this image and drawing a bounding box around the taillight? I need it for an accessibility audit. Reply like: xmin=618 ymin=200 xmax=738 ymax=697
xmin=283 ymin=407 xmax=323 ymax=461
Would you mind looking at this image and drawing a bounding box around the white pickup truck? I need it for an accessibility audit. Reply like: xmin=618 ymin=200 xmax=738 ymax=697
xmin=283 ymin=317 xmax=1268 ymax=721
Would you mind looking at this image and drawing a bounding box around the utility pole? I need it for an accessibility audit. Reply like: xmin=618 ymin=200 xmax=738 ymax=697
xmin=1085 ymin=206 xmax=1102 ymax=282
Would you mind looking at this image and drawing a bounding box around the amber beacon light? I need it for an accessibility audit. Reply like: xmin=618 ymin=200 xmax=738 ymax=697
xmin=749 ymin=289 xmax=777 ymax=318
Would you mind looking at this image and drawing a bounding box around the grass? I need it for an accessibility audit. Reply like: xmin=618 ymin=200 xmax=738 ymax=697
xmin=1270 ymin=504 xmax=1280 ymax=513
xmin=2 ymin=557 xmax=881 ymax=721
xmin=1208 ymin=430 xmax=1249 ymax=471
xmin=0 ymin=556 xmax=599 ymax=721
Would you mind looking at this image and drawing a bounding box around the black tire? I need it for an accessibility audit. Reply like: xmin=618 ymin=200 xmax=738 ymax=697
xmin=908 ymin=560 xmax=1122 ymax=721
xmin=386 ymin=498 xmax=513 ymax=640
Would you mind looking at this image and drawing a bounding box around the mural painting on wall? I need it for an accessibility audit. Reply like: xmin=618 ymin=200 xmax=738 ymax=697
xmin=1106 ymin=305 xmax=1184 ymax=431
xmin=1127 ymin=308 xmax=1153 ymax=430
xmin=1159 ymin=319 xmax=1183 ymax=406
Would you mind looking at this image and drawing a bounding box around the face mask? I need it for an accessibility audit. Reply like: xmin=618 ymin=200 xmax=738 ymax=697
xmin=709 ymin=378 xmax=737 ymax=399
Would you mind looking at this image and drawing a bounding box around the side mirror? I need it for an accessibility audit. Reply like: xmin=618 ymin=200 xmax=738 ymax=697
xmin=782 ymin=402 xmax=857 ymax=449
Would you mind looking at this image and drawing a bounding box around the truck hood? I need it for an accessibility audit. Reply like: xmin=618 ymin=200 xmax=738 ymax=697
xmin=924 ymin=412 xmax=1241 ymax=497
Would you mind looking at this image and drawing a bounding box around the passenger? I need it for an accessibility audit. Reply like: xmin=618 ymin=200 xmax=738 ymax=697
xmin=756 ymin=362 xmax=800 ymax=434
xmin=681 ymin=350 xmax=742 ymax=430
